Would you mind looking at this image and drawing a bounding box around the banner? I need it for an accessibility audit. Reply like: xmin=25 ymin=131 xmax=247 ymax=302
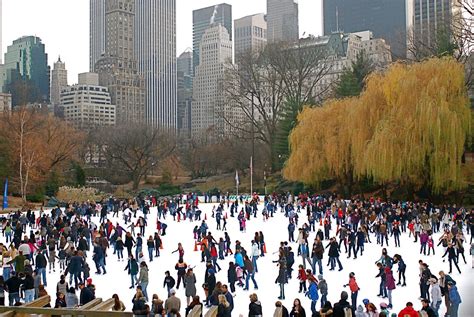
xmin=2 ymin=178 xmax=8 ymax=210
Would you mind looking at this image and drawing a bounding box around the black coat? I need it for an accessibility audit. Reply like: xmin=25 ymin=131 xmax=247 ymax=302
xmin=249 ymin=301 xmax=263 ymax=316
xmin=80 ymin=286 xmax=95 ymax=305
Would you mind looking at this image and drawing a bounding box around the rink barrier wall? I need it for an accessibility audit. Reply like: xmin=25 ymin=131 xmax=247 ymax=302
xmin=0 ymin=296 xmax=133 ymax=317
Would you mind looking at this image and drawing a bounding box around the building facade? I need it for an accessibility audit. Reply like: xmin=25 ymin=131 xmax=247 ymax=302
xmin=234 ymin=13 xmax=267 ymax=58
xmin=193 ymin=3 xmax=232 ymax=72
xmin=135 ymin=0 xmax=177 ymax=129
xmin=90 ymin=0 xmax=106 ymax=72
xmin=177 ymin=50 xmax=193 ymax=138
xmin=412 ymin=0 xmax=462 ymax=53
xmin=267 ymin=0 xmax=299 ymax=43
xmin=0 ymin=93 xmax=11 ymax=112
xmin=323 ymin=0 xmax=409 ymax=59
xmin=94 ymin=0 xmax=145 ymax=124
xmin=50 ymin=57 xmax=68 ymax=108
xmin=61 ymin=72 xmax=116 ymax=128
xmin=2 ymin=36 xmax=50 ymax=102
xmin=302 ymin=31 xmax=392 ymax=100
xmin=192 ymin=24 xmax=234 ymax=138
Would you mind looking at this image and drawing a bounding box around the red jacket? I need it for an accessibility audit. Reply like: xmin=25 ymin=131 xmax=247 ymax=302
xmin=348 ymin=277 xmax=359 ymax=293
xmin=398 ymin=306 xmax=419 ymax=317
xmin=298 ymin=268 xmax=307 ymax=281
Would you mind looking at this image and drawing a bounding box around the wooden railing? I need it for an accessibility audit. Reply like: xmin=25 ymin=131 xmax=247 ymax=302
xmin=0 ymin=296 xmax=133 ymax=317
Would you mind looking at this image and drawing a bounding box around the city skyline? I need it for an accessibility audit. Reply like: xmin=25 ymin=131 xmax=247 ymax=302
xmin=1 ymin=0 xmax=322 ymax=83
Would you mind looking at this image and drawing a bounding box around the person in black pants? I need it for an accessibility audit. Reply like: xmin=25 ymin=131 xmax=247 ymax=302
xmin=442 ymin=243 xmax=461 ymax=274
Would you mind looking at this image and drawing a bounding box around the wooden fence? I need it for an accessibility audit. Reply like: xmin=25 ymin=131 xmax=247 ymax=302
xmin=0 ymin=296 xmax=133 ymax=317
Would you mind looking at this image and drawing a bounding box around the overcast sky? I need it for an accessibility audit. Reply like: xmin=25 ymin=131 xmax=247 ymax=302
xmin=1 ymin=0 xmax=323 ymax=83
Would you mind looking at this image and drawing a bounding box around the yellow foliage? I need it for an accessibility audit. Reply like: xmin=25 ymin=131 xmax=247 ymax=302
xmin=284 ymin=57 xmax=471 ymax=193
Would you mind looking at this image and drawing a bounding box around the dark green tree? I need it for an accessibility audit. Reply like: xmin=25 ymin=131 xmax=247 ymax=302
xmin=335 ymin=52 xmax=373 ymax=98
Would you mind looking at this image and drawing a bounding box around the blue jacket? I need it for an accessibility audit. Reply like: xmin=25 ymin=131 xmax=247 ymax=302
xmin=234 ymin=253 xmax=244 ymax=267
xmin=306 ymin=281 xmax=319 ymax=301
xmin=449 ymin=286 xmax=462 ymax=305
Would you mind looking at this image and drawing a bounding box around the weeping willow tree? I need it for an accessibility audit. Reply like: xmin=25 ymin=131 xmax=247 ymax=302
xmin=283 ymin=98 xmax=354 ymax=192
xmin=360 ymin=58 xmax=471 ymax=193
xmin=284 ymin=57 xmax=471 ymax=194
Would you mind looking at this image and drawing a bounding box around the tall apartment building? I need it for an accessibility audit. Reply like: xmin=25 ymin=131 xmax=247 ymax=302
xmin=193 ymin=3 xmax=232 ymax=72
xmin=90 ymin=0 xmax=106 ymax=71
xmin=61 ymin=72 xmax=116 ymax=128
xmin=234 ymin=13 xmax=267 ymax=58
xmin=2 ymin=36 xmax=50 ymax=103
xmin=135 ymin=0 xmax=177 ymax=129
xmin=412 ymin=0 xmax=462 ymax=51
xmin=267 ymin=0 xmax=299 ymax=43
xmin=50 ymin=57 xmax=68 ymax=108
xmin=192 ymin=24 xmax=234 ymax=138
xmin=94 ymin=0 xmax=145 ymax=124
xmin=323 ymin=0 xmax=409 ymax=59
xmin=177 ymin=50 xmax=193 ymax=138
xmin=0 ymin=93 xmax=11 ymax=112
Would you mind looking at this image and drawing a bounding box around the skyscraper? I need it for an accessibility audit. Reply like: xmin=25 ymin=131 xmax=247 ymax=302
xmin=90 ymin=0 xmax=106 ymax=71
xmin=2 ymin=36 xmax=50 ymax=103
xmin=192 ymin=24 xmax=233 ymax=138
xmin=234 ymin=13 xmax=267 ymax=58
xmin=135 ymin=0 xmax=177 ymax=129
xmin=0 ymin=0 xmax=3 ymax=64
xmin=412 ymin=0 xmax=461 ymax=51
xmin=177 ymin=50 xmax=193 ymax=137
xmin=323 ymin=0 xmax=409 ymax=59
xmin=95 ymin=0 xmax=145 ymax=124
xmin=193 ymin=3 xmax=232 ymax=72
xmin=267 ymin=0 xmax=299 ymax=43
xmin=50 ymin=57 xmax=68 ymax=108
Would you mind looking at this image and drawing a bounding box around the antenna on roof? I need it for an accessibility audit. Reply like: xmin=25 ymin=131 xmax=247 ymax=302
xmin=336 ymin=6 xmax=340 ymax=33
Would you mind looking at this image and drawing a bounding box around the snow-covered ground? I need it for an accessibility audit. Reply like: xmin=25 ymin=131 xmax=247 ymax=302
xmin=4 ymin=201 xmax=473 ymax=316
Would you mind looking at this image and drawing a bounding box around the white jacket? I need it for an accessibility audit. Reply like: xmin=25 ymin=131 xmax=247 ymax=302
xmin=251 ymin=243 xmax=260 ymax=257
xmin=431 ymin=284 xmax=442 ymax=303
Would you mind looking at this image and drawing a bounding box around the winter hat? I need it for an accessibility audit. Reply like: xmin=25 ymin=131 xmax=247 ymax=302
xmin=428 ymin=278 xmax=437 ymax=283
xmin=318 ymin=275 xmax=323 ymax=280
xmin=170 ymin=288 xmax=176 ymax=295
xmin=357 ymin=305 xmax=364 ymax=312
xmin=363 ymin=298 xmax=370 ymax=305
xmin=86 ymin=278 xmax=92 ymax=285
xmin=380 ymin=302 xmax=388 ymax=309
xmin=340 ymin=291 xmax=348 ymax=301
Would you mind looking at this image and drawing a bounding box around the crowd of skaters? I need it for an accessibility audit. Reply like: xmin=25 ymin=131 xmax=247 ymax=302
xmin=0 ymin=192 xmax=470 ymax=317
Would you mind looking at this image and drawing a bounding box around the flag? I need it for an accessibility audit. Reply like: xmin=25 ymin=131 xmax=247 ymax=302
xmin=2 ymin=178 xmax=8 ymax=210
xmin=235 ymin=170 xmax=239 ymax=186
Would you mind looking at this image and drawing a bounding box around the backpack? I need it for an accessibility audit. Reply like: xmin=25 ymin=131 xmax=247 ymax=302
xmin=343 ymin=307 xmax=352 ymax=317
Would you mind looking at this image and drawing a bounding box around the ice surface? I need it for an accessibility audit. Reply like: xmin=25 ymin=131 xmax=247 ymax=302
xmin=3 ymin=201 xmax=473 ymax=316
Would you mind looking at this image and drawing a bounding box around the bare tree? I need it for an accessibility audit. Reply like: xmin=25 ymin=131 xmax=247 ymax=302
xmin=222 ymin=41 xmax=330 ymax=167
xmin=100 ymin=125 xmax=176 ymax=190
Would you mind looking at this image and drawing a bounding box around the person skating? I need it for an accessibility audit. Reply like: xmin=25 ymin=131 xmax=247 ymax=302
xmin=163 ymin=270 xmax=176 ymax=297
xmin=243 ymin=255 xmax=258 ymax=291
xmin=137 ymin=261 xmax=149 ymax=301
xmin=393 ymin=254 xmax=406 ymax=286
xmin=344 ymin=272 xmax=360 ymax=311
xmin=385 ymin=266 xmax=396 ymax=309
xmin=305 ymin=276 xmax=319 ymax=316
xmin=447 ymin=281 xmax=461 ymax=317
xmin=332 ymin=291 xmax=353 ymax=317
xmin=184 ymin=268 xmax=197 ymax=305
xmin=290 ymin=298 xmax=306 ymax=317
xmin=442 ymin=243 xmax=461 ymax=274
xmin=124 ymin=254 xmax=138 ymax=289
xmin=248 ymin=293 xmax=263 ymax=317
xmin=273 ymin=300 xmax=290 ymax=317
